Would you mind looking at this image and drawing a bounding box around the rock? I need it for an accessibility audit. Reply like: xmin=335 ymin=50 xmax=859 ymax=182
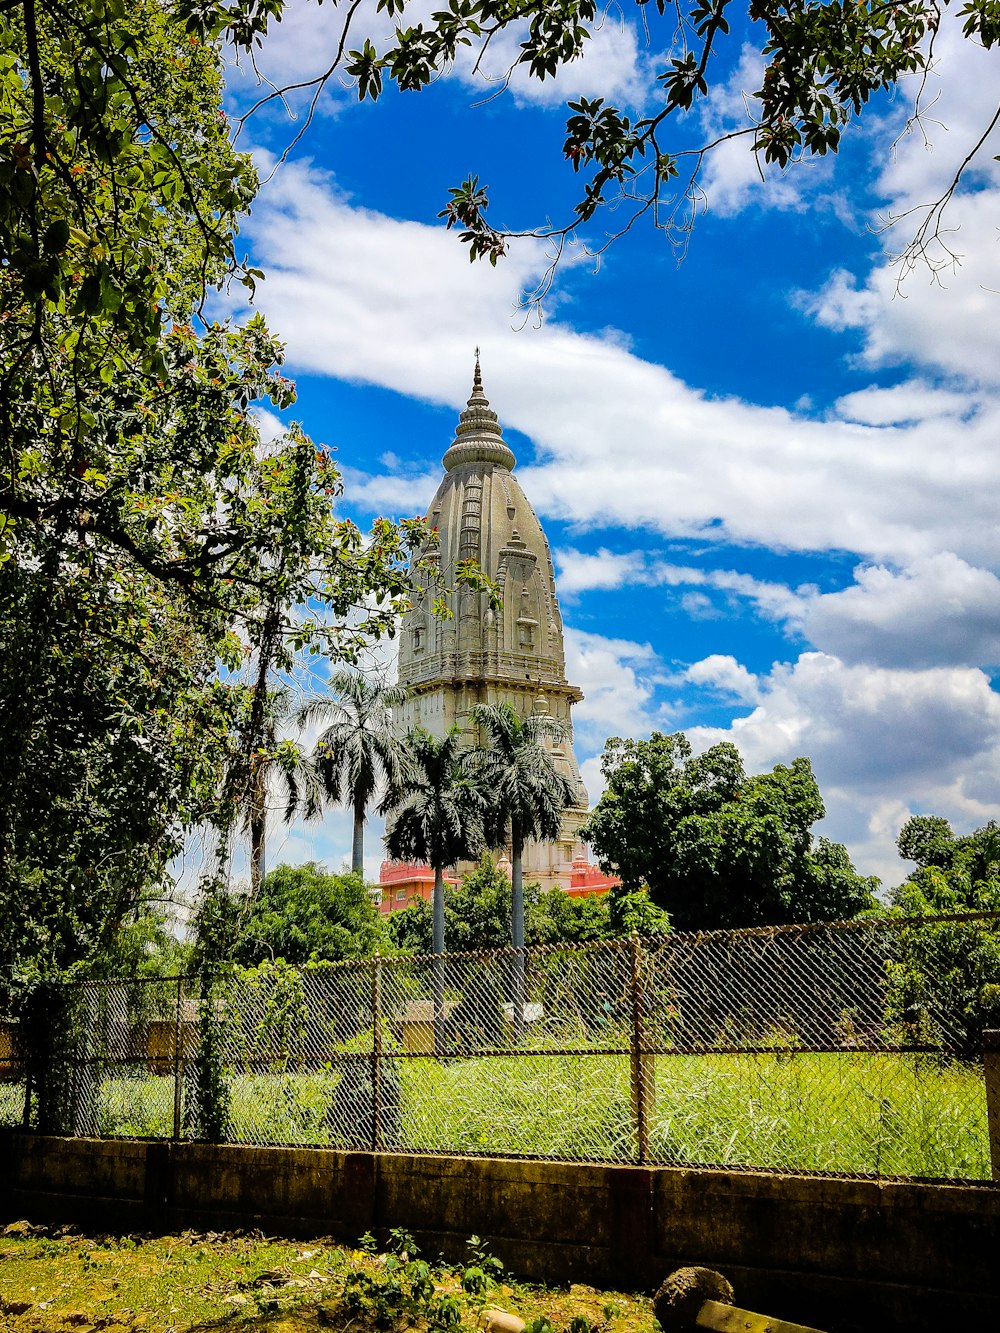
xmin=653 ymin=1267 xmax=735 ymax=1332
xmin=479 ymin=1307 xmax=527 ymax=1333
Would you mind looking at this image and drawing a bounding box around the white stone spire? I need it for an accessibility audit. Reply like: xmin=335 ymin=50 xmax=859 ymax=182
xmin=394 ymin=357 xmax=591 ymax=890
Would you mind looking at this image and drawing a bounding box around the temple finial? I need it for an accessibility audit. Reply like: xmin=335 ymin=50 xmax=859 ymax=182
xmin=444 ymin=350 xmax=514 ymax=472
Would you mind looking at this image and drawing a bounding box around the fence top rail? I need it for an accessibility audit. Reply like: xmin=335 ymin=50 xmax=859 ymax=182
xmin=27 ymin=907 xmax=1000 ymax=993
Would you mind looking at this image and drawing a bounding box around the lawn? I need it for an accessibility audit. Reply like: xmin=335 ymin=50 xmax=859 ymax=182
xmin=0 ymin=1222 xmax=651 ymax=1333
xmin=88 ymin=1050 xmax=990 ymax=1181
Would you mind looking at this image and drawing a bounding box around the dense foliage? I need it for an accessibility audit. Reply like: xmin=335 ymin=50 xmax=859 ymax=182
xmin=0 ymin=1 xmax=441 ymax=987
xmin=885 ymin=816 xmax=1000 ymax=1057
xmin=387 ymin=854 xmax=669 ymax=953
xmin=229 ymin=862 xmax=387 ymax=966
xmin=582 ymin=732 xmax=877 ymax=930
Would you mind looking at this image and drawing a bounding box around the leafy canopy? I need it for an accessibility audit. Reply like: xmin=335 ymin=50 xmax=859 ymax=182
xmin=469 ymin=703 xmax=577 ymax=854
xmin=228 ymin=862 xmax=388 ymax=966
xmin=0 ymin=1 xmax=438 ymax=985
xmin=386 ymin=854 xmax=669 ymax=952
xmin=384 ymin=728 xmax=489 ymax=876
xmin=177 ymin=0 xmax=994 ymax=284
xmin=582 ymin=731 xmax=878 ymax=930
xmin=885 ymin=817 xmax=1000 ymax=1058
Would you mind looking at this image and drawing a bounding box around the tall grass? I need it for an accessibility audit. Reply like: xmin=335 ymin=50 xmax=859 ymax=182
xmin=93 ymin=1051 xmax=990 ymax=1181
xmin=0 ymin=1079 xmax=25 ymax=1127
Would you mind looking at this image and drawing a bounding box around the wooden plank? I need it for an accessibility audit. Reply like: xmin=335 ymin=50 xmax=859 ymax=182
xmin=695 ymin=1299 xmax=828 ymax=1333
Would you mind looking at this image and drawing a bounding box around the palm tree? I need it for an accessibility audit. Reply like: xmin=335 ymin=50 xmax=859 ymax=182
xmin=383 ymin=727 xmax=488 ymax=954
xmin=470 ymin=701 xmax=576 ymax=1031
xmin=383 ymin=727 xmax=487 ymax=1047
xmin=302 ymin=671 xmax=406 ymax=876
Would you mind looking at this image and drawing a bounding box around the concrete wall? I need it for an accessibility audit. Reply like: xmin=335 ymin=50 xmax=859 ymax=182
xmin=1 ymin=1132 xmax=997 ymax=1333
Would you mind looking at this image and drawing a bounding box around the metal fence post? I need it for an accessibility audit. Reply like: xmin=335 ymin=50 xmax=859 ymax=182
xmin=371 ymin=956 xmax=383 ymax=1153
xmin=984 ymin=1030 xmax=1000 ymax=1181
xmin=628 ymin=935 xmax=654 ymax=1164
xmin=172 ymin=976 xmax=183 ymax=1141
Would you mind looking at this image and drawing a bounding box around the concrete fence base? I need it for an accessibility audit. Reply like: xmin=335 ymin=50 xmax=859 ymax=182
xmin=1 ymin=1132 xmax=997 ymax=1333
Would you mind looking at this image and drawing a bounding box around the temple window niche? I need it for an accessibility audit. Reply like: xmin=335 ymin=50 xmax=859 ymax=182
xmin=517 ymin=616 xmax=536 ymax=649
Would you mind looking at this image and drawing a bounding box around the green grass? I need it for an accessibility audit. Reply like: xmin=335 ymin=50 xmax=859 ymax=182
xmin=91 ymin=1049 xmax=991 ymax=1181
xmin=0 ymin=1079 xmax=25 ymax=1126
xmin=646 ymin=1052 xmax=989 ymax=1178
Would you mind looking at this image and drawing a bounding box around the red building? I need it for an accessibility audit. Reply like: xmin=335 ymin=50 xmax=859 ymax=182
xmin=377 ymin=856 xmax=618 ymax=914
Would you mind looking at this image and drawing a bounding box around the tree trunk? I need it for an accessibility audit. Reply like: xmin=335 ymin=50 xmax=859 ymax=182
xmin=249 ymin=757 xmax=266 ymax=894
xmin=511 ymin=826 xmax=525 ymax=1041
xmin=352 ymin=798 xmax=365 ymax=876
xmin=432 ymin=864 xmax=446 ymax=1054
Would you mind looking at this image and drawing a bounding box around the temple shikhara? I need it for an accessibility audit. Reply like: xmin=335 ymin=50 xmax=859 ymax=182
xmin=378 ymin=357 xmax=618 ymax=912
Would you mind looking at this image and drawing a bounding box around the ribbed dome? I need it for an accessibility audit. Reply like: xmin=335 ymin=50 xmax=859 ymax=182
xmin=442 ymin=356 xmax=516 ymax=472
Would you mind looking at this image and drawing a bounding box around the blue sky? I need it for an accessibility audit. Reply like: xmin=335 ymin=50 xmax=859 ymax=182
xmin=214 ymin=3 xmax=1000 ymax=889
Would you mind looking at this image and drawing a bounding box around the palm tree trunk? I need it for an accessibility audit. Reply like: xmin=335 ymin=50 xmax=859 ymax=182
xmin=432 ymin=864 xmax=446 ymax=1053
xmin=352 ymin=798 xmax=365 ymax=875
xmin=511 ymin=826 xmax=525 ymax=1041
xmin=250 ymin=757 xmax=266 ymax=894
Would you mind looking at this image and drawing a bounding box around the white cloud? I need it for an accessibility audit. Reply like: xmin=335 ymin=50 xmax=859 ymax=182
xmin=563 ymin=627 xmax=678 ymax=806
xmin=696 ymin=45 xmax=821 ymax=216
xmin=239 ymin=157 xmax=1000 ymax=574
xmin=555 ymin=548 xmax=809 ymax=622
xmin=452 ymin=12 xmax=656 ymax=108
xmin=225 ymin=0 xmax=654 ymax=119
xmin=807 ymin=195 xmax=1000 ymax=384
xmin=685 ymin=653 xmax=760 ymax=702
xmin=338 ymin=465 xmax=443 ymax=516
xmin=834 ymin=380 xmax=974 ymax=427
xmin=564 ymin=627 xmax=669 ymax=751
xmin=687 ymin=651 xmax=1000 ymax=883
xmin=803 ymin=552 xmax=1000 ymax=668
xmin=554 ymin=548 xmax=648 ymax=596
xmin=251 ymin=407 xmax=288 ymax=443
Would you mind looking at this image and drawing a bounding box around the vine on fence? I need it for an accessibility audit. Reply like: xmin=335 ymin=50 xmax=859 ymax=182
xmin=186 ymin=977 xmax=231 ymax=1142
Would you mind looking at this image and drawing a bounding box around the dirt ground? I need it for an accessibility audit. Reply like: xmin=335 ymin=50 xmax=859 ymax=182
xmin=0 ymin=1221 xmax=655 ymax=1333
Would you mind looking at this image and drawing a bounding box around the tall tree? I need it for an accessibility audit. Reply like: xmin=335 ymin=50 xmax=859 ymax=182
xmin=303 ymin=672 xmax=406 ymax=876
xmin=469 ymin=703 xmax=576 ymax=954
xmin=384 ymin=727 xmax=487 ymax=1049
xmin=383 ymin=728 xmax=488 ymax=956
xmin=469 ymin=702 xmax=575 ymax=1034
xmin=0 ymin=0 xmax=437 ymax=989
xmin=234 ymin=687 xmax=321 ymax=894
xmin=582 ymin=732 xmax=877 ymax=930
xmin=885 ymin=817 xmax=1000 ymax=1057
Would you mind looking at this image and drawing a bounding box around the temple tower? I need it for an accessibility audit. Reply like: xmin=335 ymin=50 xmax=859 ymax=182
xmin=393 ymin=357 xmax=590 ymax=888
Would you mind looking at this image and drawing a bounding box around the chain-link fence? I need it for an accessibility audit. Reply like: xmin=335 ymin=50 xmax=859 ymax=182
xmin=3 ymin=913 xmax=999 ymax=1181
